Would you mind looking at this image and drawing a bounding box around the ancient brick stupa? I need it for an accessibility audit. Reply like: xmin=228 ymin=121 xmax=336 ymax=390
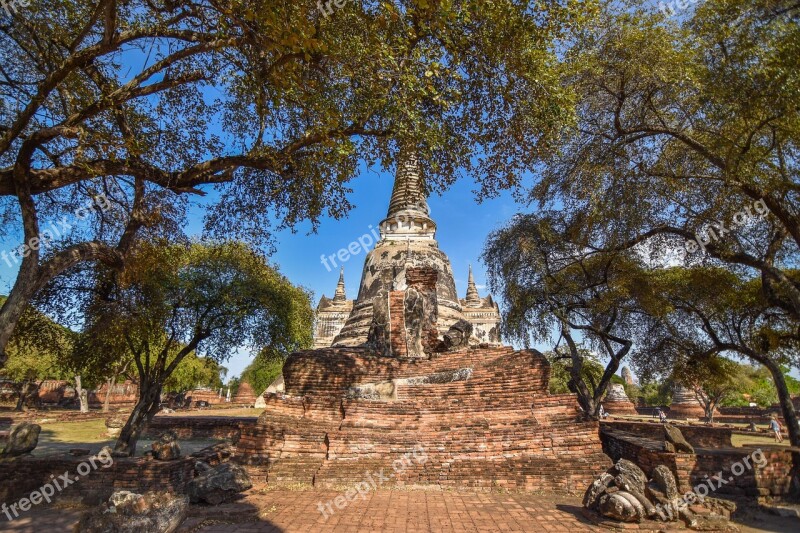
xmin=236 ymin=152 xmax=611 ymax=491
xmin=314 ymin=151 xmax=501 ymax=350
xmin=233 ymin=381 xmax=258 ymax=406
xmin=669 ymin=383 xmax=707 ymax=419
xmin=603 ymin=383 xmax=638 ymax=416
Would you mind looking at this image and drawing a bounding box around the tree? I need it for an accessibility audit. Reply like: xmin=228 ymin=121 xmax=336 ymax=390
xmin=543 ymin=348 xmax=605 ymax=398
xmin=484 ymin=213 xmax=652 ymax=418
xmin=520 ymin=0 xmax=800 ymax=326
xmin=638 ymin=380 xmax=672 ymax=407
xmin=0 ymin=0 xmax=591 ymax=367
xmin=95 ymin=241 xmax=313 ymax=455
xmin=163 ymin=352 xmax=226 ymax=395
xmin=722 ymin=364 xmax=800 ymax=408
xmin=0 ymin=296 xmax=71 ymax=410
xmin=240 ymin=347 xmax=293 ymax=397
xmin=504 ymin=0 xmax=799 ymax=494
xmin=671 ymin=357 xmax=750 ymax=423
xmin=632 ymin=266 xmax=800 ymax=490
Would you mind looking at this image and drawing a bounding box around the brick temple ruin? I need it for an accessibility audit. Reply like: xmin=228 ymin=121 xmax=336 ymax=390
xmin=236 ymin=152 xmax=612 ymax=490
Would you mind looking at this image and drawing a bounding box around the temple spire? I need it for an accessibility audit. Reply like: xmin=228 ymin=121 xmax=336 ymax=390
xmin=465 ymin=264 xmax=481 ymax=308
xmin=380 ymin=149 xmax=436 ymax=241
xmin=333 ymin=268 xmax=347 ymax=303
xmin=386 ymin=150 xmax=430 ymax=218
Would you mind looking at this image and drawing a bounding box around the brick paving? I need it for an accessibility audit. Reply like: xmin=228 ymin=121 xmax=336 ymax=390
xmin=183 ymin=490 xmax=601 ymax=533
xmin=3 ymin=489 xmax=797 ymax=532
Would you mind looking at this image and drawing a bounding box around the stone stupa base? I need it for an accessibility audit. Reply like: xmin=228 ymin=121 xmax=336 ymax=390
xmin=236 ymin=346 xmax=611 ymax=491
xmin=668 ymin=403 xmax=708 ymax=420
xmin=603 ymin=400 xmax=638 ymax=416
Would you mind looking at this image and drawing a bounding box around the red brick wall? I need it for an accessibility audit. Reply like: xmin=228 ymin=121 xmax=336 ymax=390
xmin=282 ymin=346 xmax=550 ymax=397
xmin=88 ymin=380 xmax=139 ymax=407
xmin=187 ymin=389 xmax=224 ymax=405
xmin=388 ymin=291 xmax=407 ymax=357
xmin=142 ymin=416 xmax=256 ymax=440
xmin=0 ymin=455 xmax=194 ymax=506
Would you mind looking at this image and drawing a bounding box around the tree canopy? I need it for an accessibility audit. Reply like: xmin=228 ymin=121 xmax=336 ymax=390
xmin=93 ymin=240 xmax=312 ymax=454
xmin=0 ymin=0 xmax=595 ymax=365
xmin=239 ymin=347 xmax=289 ymax=396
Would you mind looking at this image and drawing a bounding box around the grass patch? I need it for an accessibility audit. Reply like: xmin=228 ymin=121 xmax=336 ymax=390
xmin=38 ymin=418 xmax=109 ymax=444
xmin=731 ymin=433 xmax=788 ymax=447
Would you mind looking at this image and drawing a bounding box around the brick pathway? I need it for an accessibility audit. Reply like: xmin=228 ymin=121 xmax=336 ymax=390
xmin=182 ymin=490 xmax=600 ymax=533
xmin=5 ymin=489 xmax=796 ymax=532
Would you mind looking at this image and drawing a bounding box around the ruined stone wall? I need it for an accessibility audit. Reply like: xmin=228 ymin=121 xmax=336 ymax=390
xmin=0 ymin=446 xmax=230 ymax=508
xmin=142 ymin=416 xmax=255 ymax=440
xmin=601 ymin=420 xmax=733 ymax=448
xmin=0 ymin=455 xmax=193 ymax=506
xmin=186 ymin=389 xmax=224 ymax=405
xmin=600 ymin=428 xmax=793 ymax=498
xmin=88 ymin=381 xmax=139 ymax=407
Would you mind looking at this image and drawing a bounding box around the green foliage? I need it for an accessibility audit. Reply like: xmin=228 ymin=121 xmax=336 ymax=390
xmin=544 ymin=349 xmax=605 ymax=396
xmin=163 ymin=353 xmax=226 ymax=394
xmin=638 ymin=380 xmax=672 ymax=407
xmin=109 ymin=240 xmax=314 ymax=378
xmin=0 ymin=295 xmax=71 ymax=384
xmin=240 ymin=348 xmax=287 ymax=396
xmin=722 ymin=364 xmax=800 ymax=408
xmin=622 ymin=382 xmax=641 ymax=404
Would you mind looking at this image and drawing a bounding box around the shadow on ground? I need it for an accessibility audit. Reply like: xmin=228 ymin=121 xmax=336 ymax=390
xmin=554 ymin=503 xmax=600 ymax=528
xmin=1 ymin=498 xmax=283 ymax=533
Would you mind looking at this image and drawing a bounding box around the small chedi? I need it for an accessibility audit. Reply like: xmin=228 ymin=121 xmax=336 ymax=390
xmin=236 ymin=151 xmax=611 ymax=490
xmin=621 ymin=366 xmax=635 ymax=386
xmin=233 ymin=381 xmax=258 ymax=407
xmin=670 ymin=383 xmax=708 ymax=420
xmin=603 ymin=383 xmax=638 ymax=416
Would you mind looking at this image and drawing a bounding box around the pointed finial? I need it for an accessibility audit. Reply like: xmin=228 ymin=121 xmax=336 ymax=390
xmin=465 ymin=264 xmax=481 ymax=307
xmin=333 ymin=268 xmax=347 ymax=303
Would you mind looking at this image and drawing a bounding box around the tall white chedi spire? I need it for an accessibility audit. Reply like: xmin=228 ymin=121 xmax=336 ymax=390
xmin=379 ymin=150 xmax=437 ymax=242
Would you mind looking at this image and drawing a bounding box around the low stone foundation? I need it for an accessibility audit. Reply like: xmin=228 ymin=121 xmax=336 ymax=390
xmin=143 ymin=416 xmax=255 ymax=441
xmin=668 ymin=402 xmax=707 ymax=420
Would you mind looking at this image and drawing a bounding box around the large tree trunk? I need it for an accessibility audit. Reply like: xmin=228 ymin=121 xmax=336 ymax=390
xmin=704 ymin=401 xmax=716 ymax=424
xmin=14 ymin=380 xmax=36 ymax=411
xmin=761 ymin=357 xmax=800 ymax=497
xmin=114 ymin=380 xmax=162 ymax=456
xmin=74 ymin=375 xmax=90 ymax=413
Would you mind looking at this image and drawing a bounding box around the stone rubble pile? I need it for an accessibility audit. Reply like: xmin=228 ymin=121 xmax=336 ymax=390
xmin=583 ymin=458 xmax=736 ymax=530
